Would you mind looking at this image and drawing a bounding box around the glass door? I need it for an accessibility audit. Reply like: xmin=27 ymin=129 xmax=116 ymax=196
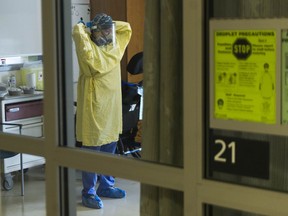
xmin=7 ymin=0 xmax=288 ymax=215
xmin=42 ymin=0 xmax=185 ymax=215
xmin=190 ymin=0 xmax=288 ymax=215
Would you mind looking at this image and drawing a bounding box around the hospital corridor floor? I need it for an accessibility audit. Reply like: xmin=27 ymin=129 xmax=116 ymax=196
xmin=0 ymin=166 xmax=140 ymax=216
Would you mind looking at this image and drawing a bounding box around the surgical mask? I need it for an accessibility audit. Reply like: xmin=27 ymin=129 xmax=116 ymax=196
xmin=91 ymin=22 xmax=115 ymax=47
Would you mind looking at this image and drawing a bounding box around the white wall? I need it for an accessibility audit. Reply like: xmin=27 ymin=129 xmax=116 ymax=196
xmin=0 ymin=0 xmax=42 ymax=57
xmin=71 ymin=1 xmax=90 ymax=102
xmin=72 ymin=0 xmax=89 ymax=4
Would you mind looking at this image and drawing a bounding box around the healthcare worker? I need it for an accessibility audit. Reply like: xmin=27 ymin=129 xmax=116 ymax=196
xmin=72 ymin=13 xmax=132 ymax=209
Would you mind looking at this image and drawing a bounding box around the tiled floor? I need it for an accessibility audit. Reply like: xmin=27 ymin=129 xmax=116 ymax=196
xmin=0 ymin=166 xmax=140 ymax=216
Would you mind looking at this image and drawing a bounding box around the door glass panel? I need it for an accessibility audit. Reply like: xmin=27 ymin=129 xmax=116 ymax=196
xmin=74 ymin=168 xmax=140 ymax=216
xmin=0 ymin=164 xmax=46 ymax=216
xmin=205 ymin=204 xmax=266 ymax=216
xmin=73 ymin=166 xmax=183 ymax=216
xmin=69 ymin=0 xmax=183 ymax=168
xmin=0 ymin=0 xmax=46 ymax=215
xmin=0 ymin=0 xmax=44 ymax=140
xmin=205 ymin=0 xmax=288 ymax=193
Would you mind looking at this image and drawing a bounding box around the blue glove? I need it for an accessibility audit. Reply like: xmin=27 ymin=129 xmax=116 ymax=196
xmin=86 ymin=21 xmax=92 ymax=28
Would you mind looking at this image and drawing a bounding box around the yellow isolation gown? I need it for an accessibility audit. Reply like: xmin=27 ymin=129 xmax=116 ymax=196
xmin=72 ymin=21 xmax=132 ymax=146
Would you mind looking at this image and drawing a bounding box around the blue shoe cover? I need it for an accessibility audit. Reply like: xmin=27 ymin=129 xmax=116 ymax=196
xmin=97 ymin=187 xmax=126 ymax=198
xmin=82 ymin=194 xmax=103 ymax=209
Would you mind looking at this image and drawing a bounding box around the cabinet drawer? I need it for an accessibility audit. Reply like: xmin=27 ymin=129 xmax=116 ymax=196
xmin=4 ymin=122 xmax=43 ymax=137
xmin=5 ymin=100 xmax=43 ymax=121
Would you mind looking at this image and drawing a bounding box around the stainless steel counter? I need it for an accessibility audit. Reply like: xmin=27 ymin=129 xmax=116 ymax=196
xmin=0 ymin=90 xmax=43 ymax=101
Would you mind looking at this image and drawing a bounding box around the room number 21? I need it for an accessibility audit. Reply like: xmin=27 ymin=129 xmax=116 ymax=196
xmin=214 ymin=139 xmax=236 ymax=164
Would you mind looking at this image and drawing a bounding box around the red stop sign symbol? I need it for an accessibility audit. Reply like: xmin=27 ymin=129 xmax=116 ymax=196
xmin=232 ymin=38 xmax=252 ymax=60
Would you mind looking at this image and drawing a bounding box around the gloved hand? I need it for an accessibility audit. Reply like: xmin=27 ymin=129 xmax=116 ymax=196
xmin=86 ymin=21 xmax=92 ymax=28
xmin=78 ymin=17 xmax=85 ymax=25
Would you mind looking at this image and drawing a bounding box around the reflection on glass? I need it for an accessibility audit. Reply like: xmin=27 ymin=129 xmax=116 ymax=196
xmin=206 ymin=204 xmax=266 ymax=216
xmin=0 ymin=164 xmax=46 ymax=215
xmin=75 ymin=169 xmax=140 ymax=215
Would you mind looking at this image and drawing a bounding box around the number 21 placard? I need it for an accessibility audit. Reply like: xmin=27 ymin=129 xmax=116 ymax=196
xmin=209 ymin=135 xmax=270 ymax=179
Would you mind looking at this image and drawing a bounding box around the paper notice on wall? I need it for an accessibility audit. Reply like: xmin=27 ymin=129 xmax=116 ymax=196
xmin=214 ymin=30 xmax=276 ymax=124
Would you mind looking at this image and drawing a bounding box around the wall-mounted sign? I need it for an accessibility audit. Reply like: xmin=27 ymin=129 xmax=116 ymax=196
xmin=281 ymin=30 xmax=288 ymax=124
xmin=209 ymin=135 xmax=270 ymax=179
xmin=214 ymin=29 xmax=276 ymax=124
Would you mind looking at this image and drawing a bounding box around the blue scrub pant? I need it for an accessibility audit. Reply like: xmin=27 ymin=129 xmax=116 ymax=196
xmin=81 ymin=142 xmax=117 ymax=196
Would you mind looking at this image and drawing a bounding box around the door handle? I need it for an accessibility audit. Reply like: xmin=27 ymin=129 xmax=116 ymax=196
xmin=7 ymin=107 xmax=20 ymax=112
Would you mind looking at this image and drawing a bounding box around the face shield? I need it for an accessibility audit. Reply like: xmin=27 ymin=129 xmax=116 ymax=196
xmin=91 ymin=22 xmax=115 ymax=47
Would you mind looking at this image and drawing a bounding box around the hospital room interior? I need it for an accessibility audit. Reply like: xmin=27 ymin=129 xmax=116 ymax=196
xmin=0 ymin=0 xmax=145 ymax=215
